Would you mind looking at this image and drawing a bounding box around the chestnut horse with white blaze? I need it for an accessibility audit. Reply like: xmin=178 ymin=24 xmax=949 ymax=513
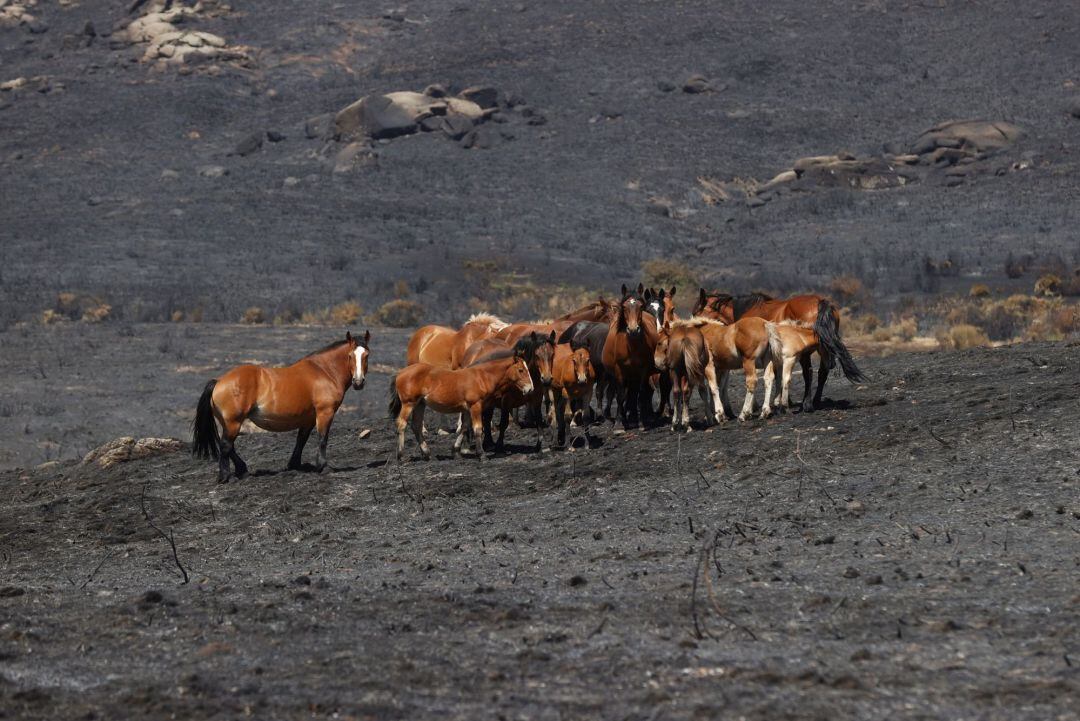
xmin=389 ymin=352 xmax=534 ymax=461
xmin=192 ymin=331 xmax=370 ymax=482
xmin=693 ymin=289 xmax=864 ymax=408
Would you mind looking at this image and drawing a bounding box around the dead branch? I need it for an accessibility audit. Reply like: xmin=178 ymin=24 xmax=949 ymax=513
xmin=79 ymin=548 xmax=115 ymax=589
xmin=140 ymin=481 xmax=189 ymax=584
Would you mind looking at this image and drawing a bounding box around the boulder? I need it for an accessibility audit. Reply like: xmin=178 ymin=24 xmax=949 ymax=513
xmin=441 ymin=113 xmax=474 ymax=140
xmin=909 ymin=119 xmax=1024 ymax=156
xmin=305 ymin=113 xmax=332 ymax=139
xmin=335 ymin=91 xmax=448 ymax=140
xmin=232 ymin=130 xmax=264 ymax=156
xmin=82 ymin=437 xmax=184 ymax=469
xmin=1069 ymin=98 xmax=1080 ymax=119
xmin=683 ymin=74 xmax=710 ymax=93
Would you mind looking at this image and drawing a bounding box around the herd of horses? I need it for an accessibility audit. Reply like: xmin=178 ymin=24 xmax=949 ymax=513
xmin=192 ymin=288 xmax=866 ymax=482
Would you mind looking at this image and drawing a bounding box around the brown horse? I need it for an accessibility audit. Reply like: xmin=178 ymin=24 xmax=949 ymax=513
xmin=675 ymin=317 xmax=778 ymax=422
xmin=550 ymin=344 xmax=595 ymax=447
xmin=556 ymin=297 xmax=613 ymax=323
xmin=405 ymin=313 xmax=509 ymax=368
xmin=692 ymin=289 xmax=864 ymax=408
xmin=192 ymin=331 xmax=370 ymax=482
xmin=478 ymin=332 xmax=556 ymax=453
xmin=653 ymin=322 xmax=712 ymax=431
xmin=602 ymin=286 xmax=658 ymax=429
xmin=763 ymin=319 xmax=867 ymax=413
xmin=495 ymin=319 xmax=576 ymax=346
xmin=389 ymin=353 xmax=533 ymax=461
xmin=643 ymin=286 xmax=678 ymax=416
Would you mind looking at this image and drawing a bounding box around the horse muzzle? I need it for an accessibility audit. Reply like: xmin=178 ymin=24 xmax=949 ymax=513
xmin=626 ymin=326 xmax=643 ymax=338
xmin=353 ymin=378 xmax=366 ymax=390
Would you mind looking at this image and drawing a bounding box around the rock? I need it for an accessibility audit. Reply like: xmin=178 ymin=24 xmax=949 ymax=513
xmin=657 ymin=80 xmax=676 ymax=92
xmin=0 ymin=586 xmax=26 ymax=597
xmin=81 ymin=437 xmax=184 ymax=469
xmin=160 ymin=168 xmax=180 ymax=179
xmin=304 ymin=113 xmax=332 ymax=139
xmin=333 ymin=142 xmax=378 ymax=174
xmin=910 ymin=119 xmax=1025 ymax=156
xmin=358 ymin=429 xmax=372 ymax=439
xmin=418 ymin=116 xmax=443 ymax=132
xmin=441 ymin=113 xmax=474 ymax=140
xmin=27 ymin=19 xmax=48 ymax=34
xmin=842 ymin=567 xmax=860 ymax=579
xmin=197 ymin=165 xmax=228 ymax=178
xmin=232 ymin=130 xmax=264 ymax=156
xmin=0 ymin=77 xmax=27 ymax=91
xmin=836 ymin=150 xmax=857 ymax=161
xmin=460 ymin=125 xmax=500 ymax=150
xmin=1069 ymin=99 xmax=1080 ymax=119
xmin=266 ymin=130 xmax=286 ymax=143
xmin=489 ymin=111 xmax=508 ymax=124
xmin=335 ymin=92 xmax=446 ymax=140
xmin=746 ymin=196 xmax=767 ymax=208
xmin=422 ymin=83 xmax=448 ymax=98
xmin=283 ymin=176 xmax=301 ymax=188
xmin=459 ymin=85 xmax=501 ymax=109
xmin=683 ymin=74 xmax=710 ymax=93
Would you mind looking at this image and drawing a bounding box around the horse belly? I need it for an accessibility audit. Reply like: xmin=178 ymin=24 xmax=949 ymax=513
xmin=248 ymin=405 xmax=312 ymax=432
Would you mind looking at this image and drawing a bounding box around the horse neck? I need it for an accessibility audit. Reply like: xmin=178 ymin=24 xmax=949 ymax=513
xmin=308 ymin=346 xmax=351 ymax=390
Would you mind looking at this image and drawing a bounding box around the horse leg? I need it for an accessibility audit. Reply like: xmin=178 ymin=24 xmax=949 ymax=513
xmin=556 ymin=393 xmax=568 ymax=447
xmin=718 ymin=371 xmax=735 ymax=420
xmin=682 ymin=378 xmax=692 ymax=430
xmin=738 ymin=360 xmax=757 ymax=421
xmin=314 ymin=407 xmax=337 ymax=472
xmin=781 ymin=357 xmax=796 ymax=412
xmin=288 ymin=426 xmax=313 ymax=470
xmin=411 ymin=400 xmax=430 ymax=460
xmin=669 ymin=371 xmax=681 ymax=431
xmin=614 ymin=381 xmax=627 ymax=431
xmin=703 ymin=360 xmax=722 ymax=425
xmin=813 ymin=350 xmax=831 ymax=409
xmin=481 ymin=406 xmax=496 ymax=452
xmin=531 ymin=395 xmax=545 ymax=451
xmin=799 ymin=354 xmax=814 ymax=412
xmin=396 ymin=402 xmax=413 ymax=461
xmin=760 ymin=361 xmax=775 ymax=419
xmin=470 ymin=404 xmax=486 ymax=461
xmin=216 ymin=417 xmax=243 ymax=483
xmin=494 ymin=401 xmax=510 ymax=454
xmin=659 ymin=373 xmax=672 ymax=419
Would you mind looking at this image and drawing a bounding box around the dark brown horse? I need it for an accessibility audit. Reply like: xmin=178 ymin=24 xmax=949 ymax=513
xmin=602 ymin=286 xmax=658 ymax=429
xmin=692 ymin=289 xmax=865 ymax=408
xmin=192 ymin=331 xmax=370 ymax=482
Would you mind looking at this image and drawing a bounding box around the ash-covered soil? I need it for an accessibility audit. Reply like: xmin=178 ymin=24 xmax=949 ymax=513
xmin=2 ymin=0 xmax=1079 ymax=324
xmin=1 ymin=333 xmax=1078 ymax=719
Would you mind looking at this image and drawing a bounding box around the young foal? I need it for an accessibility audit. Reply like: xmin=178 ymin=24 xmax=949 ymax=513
xmin=192 ymin=330 xmax=370 ymax=482
xmin=468 ymin=332 xmax=556 ymax=453
xmin=550 ymin=345 xmax=595 ymax=446
xmin=389 ymin=352 xmax=534 ymax=461
xmin=653 ymin=322 xmax=712 ymax=431
xmin=679 ymin=317 xmax=779 ymax=422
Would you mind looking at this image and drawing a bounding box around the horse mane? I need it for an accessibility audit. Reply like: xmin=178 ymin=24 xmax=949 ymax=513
xmin=730 ymin=292 xmax=774 ymax=319
xmin=466 ymin=312 xmax=509 ymax=331
xmin=676 ymin=317 xmax=727 ymax=328
xmin=778 ymin=319 xmax=813 ymax=328
xmin=469 ymin=333 xmax=552 ymax=366
xmin=304 ymin=339 xmax=350 ymax=358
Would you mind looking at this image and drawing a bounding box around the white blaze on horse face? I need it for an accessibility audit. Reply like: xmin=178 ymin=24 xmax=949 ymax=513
xmin=352 ymin=346 xmax=367 ymax=388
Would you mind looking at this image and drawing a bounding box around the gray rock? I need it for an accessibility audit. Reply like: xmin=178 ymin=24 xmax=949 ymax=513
xmin=1069 ymin=99 xmax=1080 ymax=119
xmin=333 ymin=142 xmax=378 ymax=174
xmin=266 ymin=130 xmax=286 ymax=143
xmin=423 ymin=83 xmax=448 ymax=98
xmin=459 ymin=85 xmax=501 ymax=109
xmin=441 ymin=113 xmax=474 ymax=140
xmin=683 ymin=74 xmax=710 ymax=93
xmin=419 ymin=116 xmax=443 ymax=132
xmin=198 ymin=165 xmax=228 ymax=178
xmin=304 ymin=114 xmax=332 ymax=139
xmin=657 ymin=80 xmax=676 ymax=92
xmin=233 ymin=131 xmax=264 ymax=156
xmin=335 ymin=94 xmax=420 ymax=140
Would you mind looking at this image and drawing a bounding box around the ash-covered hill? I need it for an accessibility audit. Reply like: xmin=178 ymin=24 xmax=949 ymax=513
xmin=1 ymin=0 xmax=1079 ymax=325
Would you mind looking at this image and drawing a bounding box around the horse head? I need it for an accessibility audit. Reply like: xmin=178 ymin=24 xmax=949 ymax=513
xmin=619 ymin=284 xmax=645 ymax=338
xmin=346 ymin=330 xmax=371 ymax=390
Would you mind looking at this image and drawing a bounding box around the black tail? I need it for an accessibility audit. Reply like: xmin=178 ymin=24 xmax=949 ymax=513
xmin=387 ymin=375 xmax=402 ymax=419
xmin=814 ymin=301 xmax=867 ymax=383
xmin=191 ymin=379 xmax=220 ymax=459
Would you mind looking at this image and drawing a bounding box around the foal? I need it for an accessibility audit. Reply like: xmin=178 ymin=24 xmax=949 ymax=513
xmin=550 ymin=345 xmax=595 ymax=446
xmin=389 ymin=352 xmax=534 ymax=461
xmin=680 ymin=317 xmax=780 ymax=422
xmin=653 ymin=322 xmax=713 ymax=431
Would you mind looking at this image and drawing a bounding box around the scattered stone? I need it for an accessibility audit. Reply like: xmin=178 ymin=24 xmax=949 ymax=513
xmin=418 ymin=116 xmax=443 ymax=132
xmin=304 ymin=113 xmax=332 ymax=139
xmin=866 ymin=574 xmax=884 ymax=585
xmin=422 ymin=83 xmax=448 ymax=98
xmin=459 ymin=85 xmax=501 ymax=109
xmin=197 ymin=165 xmax=228 ymax=178
xmin=115 ymin=5 xmax=253 ymax=70
xmin=358 ymin=429 xmax=371 ymax=439
xmin=441 ymin=113 xmax=474 ymax=140
xmin=682 ymin=74 xmax=710 ymax=93
xmin=160 ymin=168 xmax=180 ymax=179
xmin=282 ymin=176 xmax=300 ymax=188
xmin=657 ymin=79 xmax=676 ymax=92
xmin=0 ymin=77 xmax=27 ymax=91
xmin=842 ymin=567 xmax=860 ymax=579
xmin=1016 ymin=508 xmax=1034 ymax=519
xmin=232 ymin=130 xmax=264 ymax=156
xmin=266 ymin=130 xmax=285 ymax=143
xmin=82 ymin=437 xmax=184 ymax=468
xmin=333 ymin=142 xmax=378 ymax=174
xmin=567 ymin=575 xmax=587 ymax=587
xmin=0 ymin=586 xmax=26 ymax=598
xmin=1069 ymin=99 xmax=1080 ymax=119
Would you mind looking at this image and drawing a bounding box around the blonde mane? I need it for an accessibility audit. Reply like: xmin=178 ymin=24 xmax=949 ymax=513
xmin=466 ymin=313 xmax=509 ymax=331
xmin=778 ymin=319 xmax=814 ymax=328
xmin=675 ymin=317 xmax=729 ymax=329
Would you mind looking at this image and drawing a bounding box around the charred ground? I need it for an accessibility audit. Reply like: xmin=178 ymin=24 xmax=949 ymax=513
xmin=1 ymin=329 xmax=1078 ymax=719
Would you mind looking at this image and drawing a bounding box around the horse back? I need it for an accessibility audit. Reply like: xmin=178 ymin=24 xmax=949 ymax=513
xmin=407 ymin=325 xmax=454 ymax=367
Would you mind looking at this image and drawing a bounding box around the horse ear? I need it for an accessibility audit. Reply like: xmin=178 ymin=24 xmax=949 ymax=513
xmin=548 ymin=330 xmax=556 ymax=344
xmin=637 ymin=283 xmax=644 ymax=296
xmin=346 ymin=331 xmax=353 ymax=343
xmin=621 ymin=284 xmax=628 ymax=297
xmin=670 ymin=286 xmax=677 ymax=298
xmin=658 ymin=288 xmax=666 ymax=301
xmin=698 ymin=288 xmax=706 ymax=303
xmin=363 ymin=329 xmax=371 ymax=343
xmin=530 ymin=331 xmax=538 ymax=342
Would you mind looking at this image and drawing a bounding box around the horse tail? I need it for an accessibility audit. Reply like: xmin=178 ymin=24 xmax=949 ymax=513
xmin=765 ymin=321 xmax=783 ymax=367
xmin=815 ymin=300 xmax=866 ymax=383
xmin=679 ymin=336 xmax=706 ymax=387
xmin=387 ymin=375 xmax=402 ymax=419
xmin=191 ymin=379 xmax=220 ymax=460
